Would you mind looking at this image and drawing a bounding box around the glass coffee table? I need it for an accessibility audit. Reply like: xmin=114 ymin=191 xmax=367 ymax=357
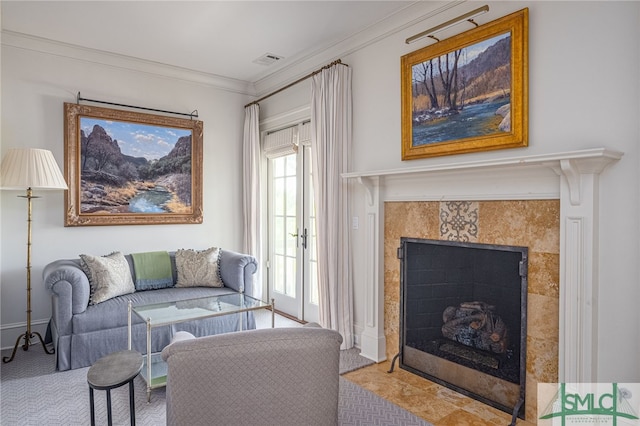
xmin=128 ymin=293 xmax=273 ymax=400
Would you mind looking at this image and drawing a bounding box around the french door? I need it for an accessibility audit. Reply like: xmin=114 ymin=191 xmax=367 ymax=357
xmin=267 ymin=141 xmax=319 ymax=323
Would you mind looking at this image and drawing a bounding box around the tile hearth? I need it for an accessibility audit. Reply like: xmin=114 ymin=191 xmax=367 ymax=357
xmin=343 ymin=361 xmax=536 ymax=425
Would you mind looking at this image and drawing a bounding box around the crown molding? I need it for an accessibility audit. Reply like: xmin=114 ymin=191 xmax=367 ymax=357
xmin=1 ymin=30 xmax=255 ymax=96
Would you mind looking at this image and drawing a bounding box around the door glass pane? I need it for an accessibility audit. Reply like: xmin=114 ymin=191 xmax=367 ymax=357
xmin=286 ymin=256 xmax=296 ymax=296
xmin=274 ymin=158 xmax=285 ymax=216
xmin=273 ymin=156 xmax=285 ymax=177
xmin=285 ymin=153 xmax=296 ymax=175
xmin=286 ymin=216 xmax=297 ymax=257
xmin=285 ymin=176 xmax=296 ymax=216
xmin=308 ymin=178 xmax=318 ymax=306
xmin=309 ymin=215 xmax=318 ymax=305
xmin=274 ymin=255 xmax=285 ymax=293
xmin=274 ymin=217 xmax=284 ymax=253
xmin=271 ymin=153 xmax=296 ymax=298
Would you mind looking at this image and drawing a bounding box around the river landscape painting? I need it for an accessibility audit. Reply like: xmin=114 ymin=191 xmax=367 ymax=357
xmin=64 ymin=103 xmax=203 ymax=226
xmin=401 ymin=8 xmax=528 ymax=160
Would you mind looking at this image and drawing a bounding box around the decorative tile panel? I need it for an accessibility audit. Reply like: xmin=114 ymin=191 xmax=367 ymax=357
xmin=439 ymin=201 xmax=479 ymax=242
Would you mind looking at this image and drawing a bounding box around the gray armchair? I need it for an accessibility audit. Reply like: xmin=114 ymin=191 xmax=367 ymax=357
xmin=161 ymin=326 xmax=343 ymax=426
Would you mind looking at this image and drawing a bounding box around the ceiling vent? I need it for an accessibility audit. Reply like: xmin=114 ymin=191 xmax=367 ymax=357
xmin=253 ymin=53 xmax=284 ymax=66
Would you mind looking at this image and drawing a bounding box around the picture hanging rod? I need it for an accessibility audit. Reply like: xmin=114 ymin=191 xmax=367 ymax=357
xmin=76 ymin=92 xmax=198 ymax=119
xmin=405 ymin=4 xmax=489 ymax=44
xmin=245 ymin=59 xmax=348 ymax=108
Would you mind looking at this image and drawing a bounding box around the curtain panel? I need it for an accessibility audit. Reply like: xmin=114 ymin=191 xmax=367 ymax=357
xmin=242 ymin=103 xmax=262 ymax=299
xmin=310 ymin=63 xmax=354 ymax=349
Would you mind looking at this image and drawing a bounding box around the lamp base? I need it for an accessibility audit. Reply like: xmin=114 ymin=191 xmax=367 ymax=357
xmin=2 ymin=330 xmax=55 ymax=363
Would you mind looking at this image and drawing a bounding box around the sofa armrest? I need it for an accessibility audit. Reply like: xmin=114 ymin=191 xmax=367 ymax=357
xmin=218 ymin=249 xmax=258 ymax=297
xmin=43 ymin=260 xmax=91 ymax=336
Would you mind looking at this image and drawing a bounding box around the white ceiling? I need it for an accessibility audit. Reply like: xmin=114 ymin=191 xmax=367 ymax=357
xmin=1 ymin=1 xmax=432 ymax=86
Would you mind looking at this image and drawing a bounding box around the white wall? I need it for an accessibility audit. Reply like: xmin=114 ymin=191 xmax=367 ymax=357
xmin=0 ymin=37 xmax=253 ymax=347
xmin=261 ymin=1 xmax=640 ymax=381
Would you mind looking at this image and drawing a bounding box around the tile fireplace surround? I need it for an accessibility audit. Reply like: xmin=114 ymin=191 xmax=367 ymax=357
xmin=387 ymin=199 xmax=554 ymax=421
xmin=344 ymin=148 xmax=622 ymax=422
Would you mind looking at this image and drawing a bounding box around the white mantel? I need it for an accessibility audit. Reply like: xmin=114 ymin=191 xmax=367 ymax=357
xmin=344 ymin=148 xmax=623 ymax=383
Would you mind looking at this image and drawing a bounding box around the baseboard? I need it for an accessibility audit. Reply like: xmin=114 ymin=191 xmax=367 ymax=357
xmin=1 ymin=319 xmax=49 ymax=351
xmin=359 ymin=330 xmax=387 ymax=362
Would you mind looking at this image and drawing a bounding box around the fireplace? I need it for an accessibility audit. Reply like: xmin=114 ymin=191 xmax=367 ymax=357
xmin=397 ymin=237 xmax=527 ymax=420
xmin=345 ymin=148 xmax=621 ymax=422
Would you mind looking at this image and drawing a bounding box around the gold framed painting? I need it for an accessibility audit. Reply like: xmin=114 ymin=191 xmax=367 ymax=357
xmin=401 ymin=8 xmax=528 ymax=160
xmin=64 ymin=102 xmax=203 ymax=226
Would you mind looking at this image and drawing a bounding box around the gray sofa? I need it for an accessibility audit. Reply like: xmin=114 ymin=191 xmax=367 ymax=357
xmin=161 ymin=326 xmax=343 ymax=426
xmin=43 ymin=249 xmax=258 ymax=371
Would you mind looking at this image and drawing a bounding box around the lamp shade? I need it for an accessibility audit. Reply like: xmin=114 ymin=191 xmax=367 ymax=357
xmin=0 ymin=148 xmax=68 ymax=190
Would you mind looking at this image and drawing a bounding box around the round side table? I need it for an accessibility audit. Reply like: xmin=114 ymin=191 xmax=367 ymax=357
xmin=87 ymin=349 xmax=144 ymax=426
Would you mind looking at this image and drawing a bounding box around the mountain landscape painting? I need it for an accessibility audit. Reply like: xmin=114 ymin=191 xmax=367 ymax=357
xmin=411 ymin=32 xmax=511 ymax=147
xmin=401 ymin=8 xmax=528 ymax=160
xmin=79 ymin=117 xmax=193 ymax=215
xmin=64 ymin=102 xmax=203 ymax=226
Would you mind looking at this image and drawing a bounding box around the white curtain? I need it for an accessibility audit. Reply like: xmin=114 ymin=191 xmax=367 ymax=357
xmin=310 ymin=63 xmax=353 ymax=349
xmin=242 ymin=103 xmax=262 ymax=299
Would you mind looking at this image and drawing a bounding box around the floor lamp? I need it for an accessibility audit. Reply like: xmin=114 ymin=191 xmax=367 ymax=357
xmin=1 ymin=148 xmax=68 ymax=363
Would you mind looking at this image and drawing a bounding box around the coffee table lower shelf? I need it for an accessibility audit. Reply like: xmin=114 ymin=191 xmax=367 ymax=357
xmin=139 ymin=352 xmax=167 ymax=400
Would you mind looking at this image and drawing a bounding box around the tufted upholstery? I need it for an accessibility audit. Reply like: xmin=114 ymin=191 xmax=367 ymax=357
xmin=161 ymin=326 xmax=343 ymax=426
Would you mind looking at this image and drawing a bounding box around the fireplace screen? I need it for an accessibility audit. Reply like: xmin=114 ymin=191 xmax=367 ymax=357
xmin=397 ymin=237 xmax=527 ymax=421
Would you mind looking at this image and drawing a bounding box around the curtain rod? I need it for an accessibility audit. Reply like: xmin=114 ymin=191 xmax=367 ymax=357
xmin=76 ymin=92 xmax=199 ymax=119
xmin=245 ymin=59 xmax=348 ymax=108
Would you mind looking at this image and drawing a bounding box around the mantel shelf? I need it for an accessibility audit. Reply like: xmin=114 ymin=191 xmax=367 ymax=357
xmin=342 ymin=148 xmax=623 ymax=180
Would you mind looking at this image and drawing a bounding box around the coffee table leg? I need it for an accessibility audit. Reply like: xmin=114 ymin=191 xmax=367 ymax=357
xmin=106 ymin=389 xmax=113 ymax=426
xmin=89 ymin=387 xmax=96 ymax=426
xmin=129 ymin=379 xmax=136 ymax=425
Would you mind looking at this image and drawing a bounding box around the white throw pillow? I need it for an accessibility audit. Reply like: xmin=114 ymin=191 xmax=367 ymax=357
xmin=80 ymin=251 xmax=135 ymax=305
xmin=175 ymin=247 xmax=224 ymax=288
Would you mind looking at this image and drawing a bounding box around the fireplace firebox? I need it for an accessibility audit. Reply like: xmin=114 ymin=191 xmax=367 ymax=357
xmin=393 ymin=237 xmax=527 ymax=423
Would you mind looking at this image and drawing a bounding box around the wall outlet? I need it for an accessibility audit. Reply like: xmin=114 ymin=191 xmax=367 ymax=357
xmin=352 ymin=216 xmax=359 ymax=230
